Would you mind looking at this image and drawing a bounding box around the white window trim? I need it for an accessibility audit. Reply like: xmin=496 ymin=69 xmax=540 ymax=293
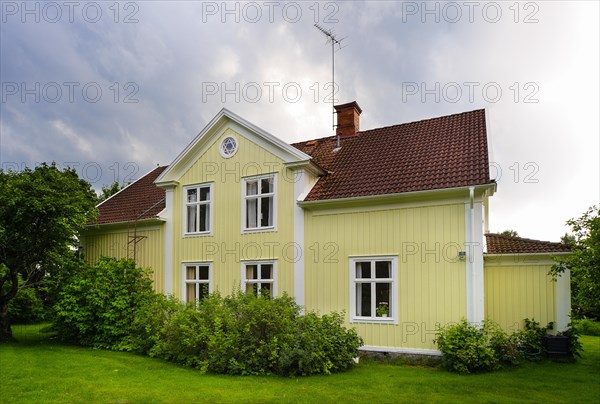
xmin=349 ymin=256 xmax=398 ymax=324
xmin=183 ymin=182 xmax=213 ymax=237
xmin=240 ymin=260 xmax=278 ymax=297
xmin=241 ymin=173 xmax=277 ymax=234
xmin=181 ymin=262 xmax=213 ymax=303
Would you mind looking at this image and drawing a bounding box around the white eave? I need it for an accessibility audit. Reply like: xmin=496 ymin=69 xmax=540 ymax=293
xmin=154 ymin=108 xmax=323 ymax=187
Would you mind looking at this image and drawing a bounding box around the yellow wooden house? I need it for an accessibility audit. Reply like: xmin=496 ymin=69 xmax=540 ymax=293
xmin=82 ymin=102 xmax=571 ymax=355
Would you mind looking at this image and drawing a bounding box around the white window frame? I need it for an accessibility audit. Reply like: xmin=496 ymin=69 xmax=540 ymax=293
xmin=240 ymin=260 xmax=277 ymax=297
xmin=182 ymin=262 xmax=213 ymax=303
xmin=183 ymin=183 xmax=213 ymax=236
xmin=349 ymin=256 xmax=398 ymax=324
xmin=241 ymin=174 xmax=277 ymax=233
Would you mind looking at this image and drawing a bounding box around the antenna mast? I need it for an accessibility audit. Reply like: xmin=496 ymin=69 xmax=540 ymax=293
xmin=314 ymin=24 xmax=344 ymax=148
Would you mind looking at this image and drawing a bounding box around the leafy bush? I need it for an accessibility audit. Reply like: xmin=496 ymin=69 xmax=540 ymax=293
xmin=435 ymin=318 xmax=583 ymax=374
xmin=6 ymin=281 xmax=47 ymax=324
xmin=52 ymin=257 xmax=155 ymax=349
xmin=149 ymin=292 xmax=363 ymax=376
xmin=573 ymin=318 xmax=600 ymax=336
xmin=278 ymin=311 xmax=363 ymax=376
xmin=53 ymin=259 xmax=362 ymax=376
xmin=435 ymin=319 xmax=500 ymax=374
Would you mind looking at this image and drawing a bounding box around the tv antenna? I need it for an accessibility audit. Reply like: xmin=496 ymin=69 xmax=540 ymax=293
xmin=314 ymin=24 xmax=345 ymax=147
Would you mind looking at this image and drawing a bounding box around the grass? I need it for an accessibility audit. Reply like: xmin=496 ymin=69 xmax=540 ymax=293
xmin=1 ymin=324 xmax=599 ymax=403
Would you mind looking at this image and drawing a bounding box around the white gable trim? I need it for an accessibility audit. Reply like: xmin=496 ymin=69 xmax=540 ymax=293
xmin=155 ymin=108 xmax=316 ymax=186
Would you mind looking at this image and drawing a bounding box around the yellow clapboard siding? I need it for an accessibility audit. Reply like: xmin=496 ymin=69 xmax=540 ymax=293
xmin=82 ymin=224 xmax=165 ymax=292
xmin=304 ymin=202 xmax=466 ymax=350
xmin=484 ymin=258 xmax=556 ymax=332
xmin=171 ymin=128 xmax=295 ymax=298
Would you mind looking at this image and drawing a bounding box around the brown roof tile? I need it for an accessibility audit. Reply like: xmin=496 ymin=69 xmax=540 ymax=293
xmin=292 ymin=109 xmax=492 ymax=201
xmin=92 ymin=166 xmax=167 ymax=225
xmin=485 ymin=233 xmax=570 ymax=254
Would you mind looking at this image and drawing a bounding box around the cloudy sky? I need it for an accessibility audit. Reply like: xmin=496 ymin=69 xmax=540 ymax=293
xmin=1 ymin=1 xmax=598 ymax=242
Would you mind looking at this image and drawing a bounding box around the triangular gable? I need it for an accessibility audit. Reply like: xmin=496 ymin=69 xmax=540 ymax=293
xmin=155 ymin=108 xmax=321 ymax=187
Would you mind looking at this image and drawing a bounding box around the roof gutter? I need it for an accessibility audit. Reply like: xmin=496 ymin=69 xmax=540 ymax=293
xmin=297 ymin=182 xmax=496 ymax=209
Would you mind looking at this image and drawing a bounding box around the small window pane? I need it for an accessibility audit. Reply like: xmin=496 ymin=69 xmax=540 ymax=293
xmin=198 ymin=283 xmax=209 ymax=300
xmin=261 ymin=178 xmax=273 ymax=194
xmin=246 ymin=180 xmax=258 ymax=196
xmin=247 ymin=199 xmax=258 ymax=228
xmin=375 ymin=261 xmax=391 ymax=278
xmin=261 ymin=264 xmax=273 ymax=280
xmin=260 ymin=197 xmax=272 ymax=227
xmin=199 ymin=204 xmax=208 ymax=231
xmin=260 ymin=283 xmax=272 ymax=296
xmin=187 ymin=205 xmax=197 ymax=232
xmin=246 ymin=283 xmax=258 ymax=294
xmin=186 ymin=266 xmax=196 ymax=280
xmin=246 ymin=265 xmax=257 ymax=280
xmin=200 ymin=187 xmax=210 ymax=201
xmin=376 ymin=282 xmax=391 ymax=316
xmin=186 ymin=283 xmax=196 ymax=303
xmin=198 ymin=266 xmax=209 ymax=280
xmin=356 ymin=262 xmax=371 ymax=279
xmin=187 ymin=189 xmax=197 ymax=203
xmin=356 ymin=282 xmax=371 ymax=316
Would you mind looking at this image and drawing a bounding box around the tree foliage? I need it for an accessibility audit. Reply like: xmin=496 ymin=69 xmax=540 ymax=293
xmin=0 ymin=163 xmax=97 ymax=340
xmin=551 ymin=206 xmax=600 ymax=319
xmin=97 ymin=181 xmax=124 ymax=204
xmin=499 ymin=230 xmax=519 ymax=237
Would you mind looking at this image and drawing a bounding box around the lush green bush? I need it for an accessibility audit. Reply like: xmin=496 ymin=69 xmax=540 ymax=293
xmin=149 ymin=292 xmax=363 ymax=376
xmin=7 ymin=284 xmax=47 ymax=324
xmin=52 ymin=257 xmax=155 ymax=349
xmin=435 ymin=319 xmax=501 ymax=374
xmin=574 ymin=318 xmax=600 ymax=336
xmin=53 ymin=259 xmax=362 ymax=375
xmin=435 ymin=318 xmax=584 ymax=374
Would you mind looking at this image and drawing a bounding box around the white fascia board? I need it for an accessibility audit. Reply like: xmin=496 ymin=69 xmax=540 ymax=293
xmin=155 ymin=108 xmax=313 ymax=186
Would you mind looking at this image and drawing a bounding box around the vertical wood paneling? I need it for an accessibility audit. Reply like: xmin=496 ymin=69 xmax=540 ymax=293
xmin=305 ymin=202 xmax=466 ymax=350
xmin=484 ymin=261 xmax=556 ymax=331
xmin=172 ymin=128 xmax=295 ymax=299
xmin=82 ymin=225 xmax=165 ymax=292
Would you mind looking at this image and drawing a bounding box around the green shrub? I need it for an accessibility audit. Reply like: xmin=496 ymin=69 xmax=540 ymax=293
xmin=278 ymin=311 xmax=363 ymax=376
xmin=149 ymin=291 xmax=362 ymax=376
xmin=574 ymin=318 xmax=600 ymax=336
xmin=435 ymin=319 xmax=499 ymax=374
xmin=7 ymin=284 xmax=47 ymax=324
xmin=52 ymin=257 xmax=155 ymax=349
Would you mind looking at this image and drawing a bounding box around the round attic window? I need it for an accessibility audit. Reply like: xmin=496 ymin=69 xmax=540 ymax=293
xmin=219 ymin=135 xmax=238 ymax=158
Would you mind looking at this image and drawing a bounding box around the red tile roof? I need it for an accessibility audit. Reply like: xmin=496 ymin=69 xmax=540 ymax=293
xmin=292 ymin=109 xmax=492 ymax=201
xmin=485 ymin=233 xmax=570 ymax=254
xmin=92 ymin=109 xmax=492 ymax=225
xmin=92 ymin=166 xmax=167 ymax=225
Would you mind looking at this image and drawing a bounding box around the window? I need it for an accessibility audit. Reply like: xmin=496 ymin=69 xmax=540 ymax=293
xmin=243 ymin=174 xmax=275 ymax=231
xmin=242 ymin=261 xmax=276 ymax=297
xmin=350 ymin=256 xmax=397 ymax=322
xmin=184 ymin=183 xmax=212 ymax=235
xmin=219 ymin=135 xmax=238 ymax=158
xmin=183 ymin=263 xmax=212 ymax=303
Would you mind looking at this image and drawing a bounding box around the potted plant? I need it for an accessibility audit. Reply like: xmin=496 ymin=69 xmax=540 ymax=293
xmin=376 ymin=302 xmax=389 ymax=318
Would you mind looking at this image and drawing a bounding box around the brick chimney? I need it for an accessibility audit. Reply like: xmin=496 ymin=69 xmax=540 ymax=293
xmin=335 ymin=101 xmax=362 ymax=138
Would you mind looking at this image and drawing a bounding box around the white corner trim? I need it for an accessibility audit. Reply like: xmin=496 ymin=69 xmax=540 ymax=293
xmin=465 ymin=192 xmax=484 ymax=323
xmin=164 ymin=188 xmax=174 ymax=295
xmin=293 ymin=169 xmax=307 ymax=310
xmin=359 ymin=346 xmax=442 ymax=357
xmin=555 ymin=268 xmax=571 ymax=332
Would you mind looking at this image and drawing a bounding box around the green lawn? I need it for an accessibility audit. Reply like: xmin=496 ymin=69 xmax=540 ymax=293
xmin=1 ymin=325 xmax=599 ymax=403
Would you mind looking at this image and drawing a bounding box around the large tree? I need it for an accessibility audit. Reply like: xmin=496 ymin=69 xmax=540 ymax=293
xmin=552 ymin=206 xmax=600 ymax=319
xmin=0 ymin=163 xmax=97 ymax=340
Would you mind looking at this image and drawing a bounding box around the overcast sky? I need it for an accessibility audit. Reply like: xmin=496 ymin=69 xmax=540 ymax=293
xmin=1 ymin=1 xmax=598 ymax=242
